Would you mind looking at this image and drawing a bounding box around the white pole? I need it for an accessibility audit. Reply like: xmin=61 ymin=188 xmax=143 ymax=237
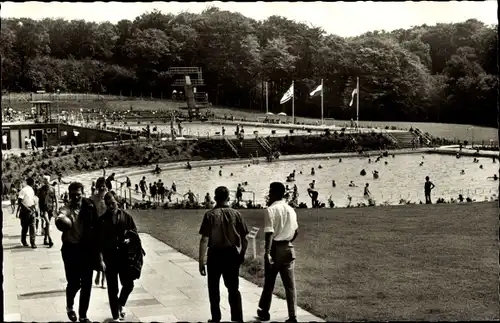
xmin=292 ymin=81 xmax=295 ymax=124
xmin=265 ymin=81 xmax=268 ymax=114
xmin=320 ymin=79 xmax=324 ymax=125
xmin=356 ymin=77 xmax=360 ymax=129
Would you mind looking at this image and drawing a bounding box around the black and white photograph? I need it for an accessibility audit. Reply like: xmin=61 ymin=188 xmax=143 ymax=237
xmin=1 ymin=1 xmax=498 ymax=322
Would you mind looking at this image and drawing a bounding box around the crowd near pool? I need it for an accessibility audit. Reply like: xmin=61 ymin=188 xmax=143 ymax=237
xmin=126 ymin=122 xmax=326 ymax=137
xmin=71 ymin=153 xmax=498 ymax=208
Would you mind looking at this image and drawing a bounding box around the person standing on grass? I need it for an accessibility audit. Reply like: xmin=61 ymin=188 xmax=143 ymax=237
xmin=89 ymin=177 xmax=108 ymax=289
xmin=198 ymin=186 xmax=249 ymax=323
xmin=257 ymin=182 xmax=299 ymax=323
xmin=424 ymin=176 xmax=435 ymax=204
xmin=38 ymin=176 xmax=58 ymax=248
xmin=98 ymin=191 xmax=144 ymax=322
xmin=57 ymin=182 xmax=102 ymax=323
xmin=17 ymin=177 xmax=38 ymax=248
xmin=139 ymin=177 xmax=147 ymax=200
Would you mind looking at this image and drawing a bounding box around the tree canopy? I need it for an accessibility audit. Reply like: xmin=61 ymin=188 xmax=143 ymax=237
xmin=1 ymin=11 xmax=497 ymax=127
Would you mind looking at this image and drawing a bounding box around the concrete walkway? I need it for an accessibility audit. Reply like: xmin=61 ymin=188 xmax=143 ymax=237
xmin=2 ymin=206 xmax=323 ymax=322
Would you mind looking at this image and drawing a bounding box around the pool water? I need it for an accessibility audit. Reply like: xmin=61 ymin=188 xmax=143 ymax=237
xmin=121 ymin=154 xmax=498 ymax=207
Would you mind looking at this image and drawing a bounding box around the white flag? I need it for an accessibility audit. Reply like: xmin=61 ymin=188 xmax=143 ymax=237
xmin=280 ymin=83 xmax=294 ymax=105
xmin=349 ymin=88 xmax=358 ymax=107
xmin=309 ymin=84 xmax=323 ymax=97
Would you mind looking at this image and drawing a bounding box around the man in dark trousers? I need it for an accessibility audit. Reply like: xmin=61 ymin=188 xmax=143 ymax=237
xmin=38 ymin=175 xmax=58 ymax=248
xmin=257 ymin=182 xmax=299 ymax=323
xmin=198 ymin=186 xmax=249 ymax=322
xmin=98 ymin=191 xmax=141 ymax=321
xmin=17 ymin=177 xmax=38 ymax=248
xmin=56 ymin=182 xmax=102 ymax=323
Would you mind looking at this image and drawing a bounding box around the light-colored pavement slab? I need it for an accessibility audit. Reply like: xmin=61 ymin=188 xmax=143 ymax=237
xmin=3 ymin=207 xmax=324 ymax=322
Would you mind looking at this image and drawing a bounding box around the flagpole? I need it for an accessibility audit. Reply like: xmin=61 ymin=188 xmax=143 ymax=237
xmin=265 ymin=81 xmax=268 ymax=114
xmin=320 ymin=79 xmax=324 ymax=125
xmin=292 ymin=80 xmax=295 ymax=124
xmin=356 ymin=76 xmax=359 ymax=130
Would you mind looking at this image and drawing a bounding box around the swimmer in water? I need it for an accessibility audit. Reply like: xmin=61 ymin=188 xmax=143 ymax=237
xmin=460 ymin=170 xmax=465 ymax=175
xmin=332 ymin=180 xmax=336 ymax=187
xmin=318 ymin=165 xmax=323 ymax=169
xmin=299 ymin=171 xmax=303 ymax=175
xmin=360 ymin=169 xmax=366 ymax=176
xmin=392 ymin=154 xmax=395 ymax=158
xmin=208 ymin=166 xmax=212 ymax=171
xmin=187 ymin=161 xmax=192 ymax=170
xmin=311 ymin=168 xmax=315 ymax=175
xmin=339 ymin=158 xmax=342 ymax=163
xmin=309 ymin=180 xmax=316 ymax=189
xmin=219 ymin=170 xmax=222 ymax=176
xmin=419 ymin=162 xmax=424 ymax=166
xmin=493 ymin=157 xmax=496 ymax=163
xmin=230 ymin=173 xmax=234 ymax=176
xmin=349 ymin=181 xmax=356 ymax=187
xmin=479 ymin=165 xmax=483 ymax=169
xmin=384 ymin=161 xmax=388 ymax=165
xmin=373 ymin=170 xmax=379 ymax=179
xmin=488 ymin=174 xmax=499 ymax=180
xmin=368 ymin=158 xmax=371 ymax=163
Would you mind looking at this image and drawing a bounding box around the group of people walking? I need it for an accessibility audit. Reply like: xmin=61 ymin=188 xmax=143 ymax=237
xmin=15 ymin=176 xmax=145 ymax=322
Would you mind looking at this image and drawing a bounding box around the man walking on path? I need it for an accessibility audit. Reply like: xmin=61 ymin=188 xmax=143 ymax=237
xmin=424 ymin=176 xmax=435 ymax=204
xmin=56 ymin=182 xmax=102 ymax=323
xmin=98 ymin=191 xmax=143 ymax=322
xmin=257 ymin=182 xmax=299 ymax=323
xmin=37 ymin=176 xmax=58 ymax=247
xmin=17 ymin=177 xmax=38 ymax=248
xmin=89 ymin=177 xmax=108 ymax=288
xmin=198 ymin=186 xmax=249 ymax=322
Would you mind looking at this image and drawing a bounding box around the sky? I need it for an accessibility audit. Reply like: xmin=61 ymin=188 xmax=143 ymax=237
xmin=1 ymin=1 xmax=497 ymax=37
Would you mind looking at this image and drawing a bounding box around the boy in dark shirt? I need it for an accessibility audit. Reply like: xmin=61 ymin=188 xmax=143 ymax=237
xmin=424 ymin=176 xmax=435 ymax=204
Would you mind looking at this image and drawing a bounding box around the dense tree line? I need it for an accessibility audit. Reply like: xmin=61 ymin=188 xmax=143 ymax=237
xmin=1 ymin=8 xmax=497 ymax=126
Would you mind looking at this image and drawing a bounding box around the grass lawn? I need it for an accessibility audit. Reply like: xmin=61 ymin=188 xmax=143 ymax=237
xmin=130 ymin=202 xmax=499 ymax=321
xmin=5 ymin=95 xmax=497 ymax=143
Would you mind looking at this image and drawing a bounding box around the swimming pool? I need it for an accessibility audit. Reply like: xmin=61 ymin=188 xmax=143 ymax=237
xmin=68 ymin=153 xmax=499 ymax=208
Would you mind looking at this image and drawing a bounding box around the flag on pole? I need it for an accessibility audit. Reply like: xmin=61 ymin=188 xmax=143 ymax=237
xmin=280 ymin=83 xmax=294 ymax=105
xmin=349 ymin=88 xmax=358 ymax=107
xmin=309 ymin=84 xmax=323 ymax=97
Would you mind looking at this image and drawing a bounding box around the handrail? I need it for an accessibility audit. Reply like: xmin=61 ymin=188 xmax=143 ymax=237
xmin=224 ymin=136 xmax=240 ymax=157
xmin=383 ymin=130 xmax=400 ymax=148
xmin=256 ymin=136 xmax=271 ymax=153
xmin=261 ymin=137 xmax=272 ymax=151
xmin=414 ymin=128 xmax=432 ymax=146
xmin=230 ymin=189 xmax=256 ymax=206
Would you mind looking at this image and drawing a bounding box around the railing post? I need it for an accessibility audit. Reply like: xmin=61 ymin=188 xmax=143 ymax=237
xmin=247 ymin=227 xmax=260 ymax=260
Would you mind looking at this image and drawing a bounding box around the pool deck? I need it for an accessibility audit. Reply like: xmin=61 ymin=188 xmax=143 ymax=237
xmin=2 ymin=205 xmax=323 ymax=322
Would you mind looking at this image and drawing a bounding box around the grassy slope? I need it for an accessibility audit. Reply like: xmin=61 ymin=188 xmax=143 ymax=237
xmin=130 ymin=202 xmax=499 ymax=321
xmin=5 ymin=97 xmax=497 ymax=143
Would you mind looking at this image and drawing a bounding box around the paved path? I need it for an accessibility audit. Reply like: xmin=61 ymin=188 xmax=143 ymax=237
xmin=3 ymin=207 xmax=323 ymax=322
